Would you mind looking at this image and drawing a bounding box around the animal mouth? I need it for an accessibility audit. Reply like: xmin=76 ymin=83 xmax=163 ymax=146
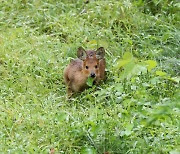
xmin=93 ymin=80 xmax=96 ymax=85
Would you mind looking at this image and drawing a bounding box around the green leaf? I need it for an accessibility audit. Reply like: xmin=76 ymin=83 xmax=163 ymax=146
xmin=156 ymin=71 xmax=167 ymax=76
xmin=116 ymin=52 xmax=134 ymax=69
xmin=119 ymin=61 xmax=135 ymax=79
xmin=145 ymin=60 xmax=157 ymax=71
xmin=98 ymin=40 xmax=108 ymax=48
xmin=119 ymin=62 xmax=147 ymax=79
xmin=123 ymin=52 xmax=133 ymax=60
xmin=131 ymin=64 xmax=147 ymax=75
xmin=81 ymin=147 xmax=96 ymax=154
xmin=87 ymin=77 xmax=94 ymax=87
xmin=88 ymin=40 xmax=97 ymax=45
xmin=87 ymin=40 xmax=97 ymax=48
xmin=117 ymin=59 xmax=131 ymax=68
xmin=124 ymin=123 xmax=133 ymax=136
xmin=150 ymin=77 xmax=160 ymax=84
xmin=168 ymin=77 xmax=180 ymax=83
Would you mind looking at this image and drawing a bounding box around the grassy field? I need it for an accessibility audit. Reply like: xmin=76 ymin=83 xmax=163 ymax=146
xmin=0 ymin=0 xmax=179 ymax=153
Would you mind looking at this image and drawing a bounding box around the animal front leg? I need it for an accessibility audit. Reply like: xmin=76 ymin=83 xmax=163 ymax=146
xmin=66 ymin=81 xmax=73 ymax=97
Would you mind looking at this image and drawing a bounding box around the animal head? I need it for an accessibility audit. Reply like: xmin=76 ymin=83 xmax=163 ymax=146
xmin=77 ymin=47 xmax=105 ymax=78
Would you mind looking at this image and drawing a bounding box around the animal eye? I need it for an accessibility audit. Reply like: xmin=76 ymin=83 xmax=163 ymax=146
xmin=86 ymin=66 xmax=89 ymax=69
xmin=95 ymin=65 xmax=98 ymax=69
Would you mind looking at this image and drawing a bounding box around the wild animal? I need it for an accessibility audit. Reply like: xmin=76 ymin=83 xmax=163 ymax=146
xmin=64 ymin=47 xmax=106 ymax=95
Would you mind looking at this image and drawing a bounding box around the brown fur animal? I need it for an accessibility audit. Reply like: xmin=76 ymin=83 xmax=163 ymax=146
xmin=64 ymin=47 xmax=106 ymax=95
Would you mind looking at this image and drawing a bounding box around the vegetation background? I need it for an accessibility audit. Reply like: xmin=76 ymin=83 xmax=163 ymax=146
xmin=0 ymin=0 xmax=179 ymax=153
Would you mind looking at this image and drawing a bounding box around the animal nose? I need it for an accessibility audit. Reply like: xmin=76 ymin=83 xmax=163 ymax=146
xmin=90 ymin=73 xmax=96 ymax=78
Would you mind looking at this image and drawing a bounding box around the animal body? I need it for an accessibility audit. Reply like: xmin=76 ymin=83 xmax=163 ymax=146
xmin=64 ymin=47 xmax=106 ymax=95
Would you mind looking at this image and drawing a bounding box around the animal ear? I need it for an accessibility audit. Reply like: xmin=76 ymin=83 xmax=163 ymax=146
xmin=77 ymin=47 xmax=87 ymax=60
xmin=96 ymin=47 xmax=105 ymax=59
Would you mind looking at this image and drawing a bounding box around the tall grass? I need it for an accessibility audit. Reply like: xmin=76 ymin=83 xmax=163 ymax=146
xmin=0 ymin=0 xmax=179 ymax=153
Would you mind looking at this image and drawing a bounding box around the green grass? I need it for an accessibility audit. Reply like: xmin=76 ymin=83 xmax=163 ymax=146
xmin=0 ymin=0 xmax=179 ymax=153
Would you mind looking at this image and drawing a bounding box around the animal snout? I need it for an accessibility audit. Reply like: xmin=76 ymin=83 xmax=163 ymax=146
xmin=90 ymin=72 xmax=96 ymax=78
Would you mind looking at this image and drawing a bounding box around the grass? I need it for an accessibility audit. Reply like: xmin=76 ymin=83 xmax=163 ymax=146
xmin=0 ymin=0 xmax=179 ymax=153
